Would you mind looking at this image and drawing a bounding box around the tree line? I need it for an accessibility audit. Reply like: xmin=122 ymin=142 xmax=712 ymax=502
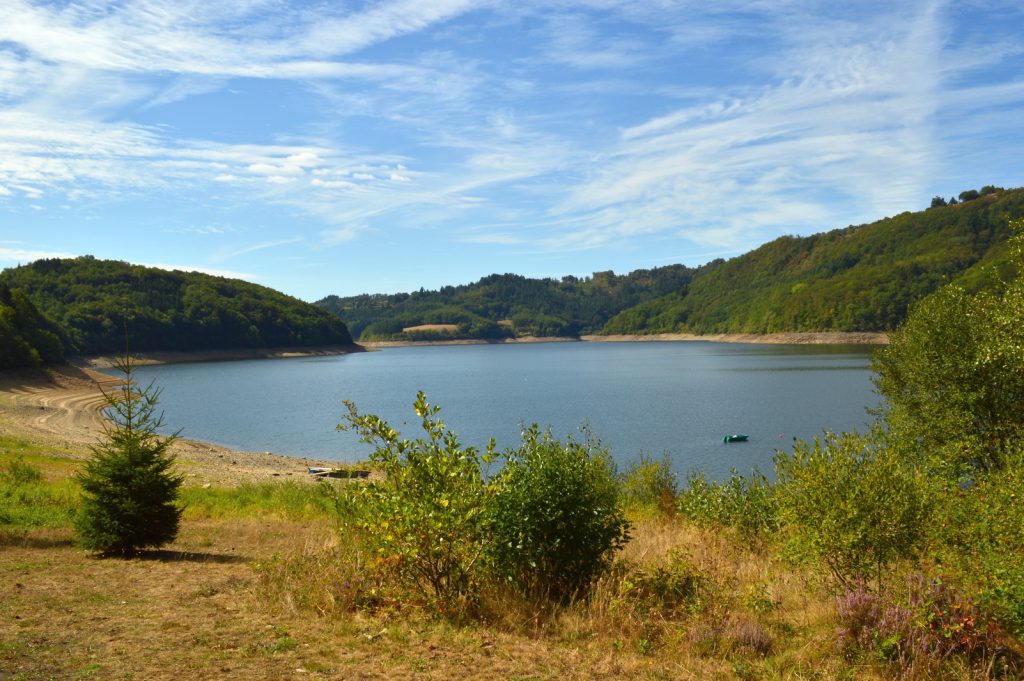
xmin=0 ymin=257 xmax=353 ymax=366
xmin=319 ymin=187 xmax=1024 ymax=340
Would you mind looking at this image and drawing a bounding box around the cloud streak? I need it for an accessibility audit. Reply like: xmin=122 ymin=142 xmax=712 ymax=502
xmin=1 ymin=0 xmax=1023 ymax=298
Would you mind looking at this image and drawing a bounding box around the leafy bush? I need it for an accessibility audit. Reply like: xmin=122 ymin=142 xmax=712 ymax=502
xmin=774 ymin=431 xmax=933 ymax=587
xmin=934 ymin=455 xmax=1024 ymax=636
xmin=874 ymin=220 xmax=1024 ymax=474
xmin=676 ymin=469 xmax=778 ymax=546
xmin=486 ymin=426 xmax=630 ymax=602
xmin=334 ymin=395 xmax=630 ymax=610
xmin=335 ymin=392 xmax=492 ymax=609
xmin=620 ymin=452 xmax=678 ymax=515
xmin=74 ymin=355 xmax=183 ymax=555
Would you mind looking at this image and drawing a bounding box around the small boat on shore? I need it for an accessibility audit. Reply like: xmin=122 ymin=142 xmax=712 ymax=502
xmin=723 ymin=434 xmax=749 ymax=443
xmin=308 ymin=467 xmax=370 ymax=479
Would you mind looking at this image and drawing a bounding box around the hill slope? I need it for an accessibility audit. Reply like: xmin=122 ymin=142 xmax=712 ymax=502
xmin=317 ymin=265 xmax=707 ymax=341
xmin=605 ymin=187 xmax=1023 ymax=334
xmin=0 ymin=258 xmax=353 ymax=356
xmin=318 ymin=187 xmax=1024 ymax=340
xmin=0 ymin=283 xmax=68 ymax=369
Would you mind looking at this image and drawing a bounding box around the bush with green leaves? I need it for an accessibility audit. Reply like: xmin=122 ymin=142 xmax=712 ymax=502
xmin=773 ymin=430 xmax=933 ymax=587
xmin=620 ymin=452 xmax=678 ymax=515
xmin=874 ymin=219 xmax=1024 ymax=475
xmin=74 ymin=355 xmax=183 ymax=555
xmin=676 ymin=469 xmax=778 ymax=546
xmin=335 ymin=395 xmax=630 ymax=609
xmin=933 ymin=454 xmax=1024 ymax=636
xmin=486 ymin=426 xmax=630 ymax=602
xmin=336 ymin=392 xmax=493 ymax=607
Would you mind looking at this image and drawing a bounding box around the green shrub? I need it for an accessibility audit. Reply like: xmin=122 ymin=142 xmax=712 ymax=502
xmin=335 ymin=392 xmax=492 ymax=608
xmin=74 ymin=355 xmax=183 ymax=555
xmin=486 ymin=426 xmax=630 ymax=602
xmin=676 ymin=469 xmax=778 ymax=546
xmin=874 ymin=220 xmax=1024 ymax=475
xmin=934 ymin=455 xmax=1024 ymax=636
xmin=774 ymin=431 xmax=933 ymax=587
xmin=620 ymin=452 xmax=678 ymax=515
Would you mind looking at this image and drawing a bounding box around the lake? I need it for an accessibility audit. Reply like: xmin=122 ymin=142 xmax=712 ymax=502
xmin=128 ymin=341 xmax=880 ymax=481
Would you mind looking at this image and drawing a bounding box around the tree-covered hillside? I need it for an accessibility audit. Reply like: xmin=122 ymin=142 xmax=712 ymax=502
xmin=317 ymin=265 xmax=706 ymax=340
xmin=0 ymin=283 xmax=67 ymax=369
xmin=319 ymin=187 xmax=1024 ymax=340
xmin=604 ymin=186 xmax=1023 ymax=334
xmin=0 ymin=258 xmax=353 ymax=356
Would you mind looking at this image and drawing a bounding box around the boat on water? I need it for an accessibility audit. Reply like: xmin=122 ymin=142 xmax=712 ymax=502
xmin=723 ymin=434 xmax=749 ymax=443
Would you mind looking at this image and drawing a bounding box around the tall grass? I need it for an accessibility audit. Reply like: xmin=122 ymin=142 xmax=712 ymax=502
xmin=0 ymin=457 xmax=78 ymax=529
xmin=180 ymin=480 xmax=336 ymax=521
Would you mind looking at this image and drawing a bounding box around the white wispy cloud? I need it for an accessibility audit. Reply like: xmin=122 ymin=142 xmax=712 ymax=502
xmin=142 ymin=262 xmax=260 ymax=281
xmin=213 ymin=236 xmax=305 ymax=262
xmin=0 ymin=247 xmax=77 ymax=263
xmin=0 ymin=0 xmax=1022 ymax=287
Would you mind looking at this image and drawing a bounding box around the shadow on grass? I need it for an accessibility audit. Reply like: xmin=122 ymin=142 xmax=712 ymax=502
xmin=134 ymin=549 xmax=250 ymax=564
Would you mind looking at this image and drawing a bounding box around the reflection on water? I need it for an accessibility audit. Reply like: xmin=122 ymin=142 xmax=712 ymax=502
xmin=129 ymin=341 xmax=879 ymax=481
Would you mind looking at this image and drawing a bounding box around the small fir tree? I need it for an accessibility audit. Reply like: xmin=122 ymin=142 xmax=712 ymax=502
xmin=75 ymin=354 xmax=183 ymax=555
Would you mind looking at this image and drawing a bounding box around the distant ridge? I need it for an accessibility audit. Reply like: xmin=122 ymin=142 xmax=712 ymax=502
xmin=318 ymin=187 xmax=1024 ymax=340
xmin=0 ymin=258 xmax=353 ymax=362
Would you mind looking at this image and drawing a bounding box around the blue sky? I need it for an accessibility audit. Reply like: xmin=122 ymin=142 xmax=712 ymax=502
xmin=1 ymin=0 xmax=1023 ymax=301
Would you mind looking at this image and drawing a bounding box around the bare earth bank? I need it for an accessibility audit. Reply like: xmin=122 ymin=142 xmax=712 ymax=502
xmin=364 ymin=331 xmax=888 ymax=348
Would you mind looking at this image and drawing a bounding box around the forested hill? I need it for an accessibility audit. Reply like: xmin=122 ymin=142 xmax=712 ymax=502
xmin=0 ymin=258 xmax=353 ymax=358
xmin=319 ymin=186 xmax=1024 ymax=340
xmin=316 ymin=264 xmax=711 ymax=341
xmin=604 ymin=186 xmax=1024 ymax=334
xmin=0 ymin=283 xmax=68 ymax=369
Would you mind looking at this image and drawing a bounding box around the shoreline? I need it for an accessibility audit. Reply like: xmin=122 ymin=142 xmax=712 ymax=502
xmin=362 ymin=331 xmax=888 ymax=348
xmin=0 ymin=363 xmax=350 ymax=487
xmin=71 ymin=342 xmax=366 ymax=369
xmin=0 ymin=332 xmax=882 ymax=485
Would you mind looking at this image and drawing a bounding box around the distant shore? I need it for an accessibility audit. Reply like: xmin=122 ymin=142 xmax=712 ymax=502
xmin=72 ymin=343 xmax=366 ymax=369
xmin=362 ymin=331 xmax=888 ymax=348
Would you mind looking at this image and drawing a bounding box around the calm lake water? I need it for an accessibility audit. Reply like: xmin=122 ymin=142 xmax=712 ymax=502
xmin=127 ymin=341 xmax=880 ymax=481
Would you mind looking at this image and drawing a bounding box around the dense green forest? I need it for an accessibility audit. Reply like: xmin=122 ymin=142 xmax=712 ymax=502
xmin=317 ymin=265 xmax=710 ymax=340
xmin=319 ymin=186 xmax=1024 ymax=340
xmin=0 ymin=283 xmax=68 ymax=369
xmin=0 ymin=258 xmax=353 ymax=359
xmin=606 ymin=186 xmax=1022 ymax=334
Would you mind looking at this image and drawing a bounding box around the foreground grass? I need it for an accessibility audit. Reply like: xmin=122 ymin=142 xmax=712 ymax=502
xmin=1 ymin=458 xmax=1006 ymax=679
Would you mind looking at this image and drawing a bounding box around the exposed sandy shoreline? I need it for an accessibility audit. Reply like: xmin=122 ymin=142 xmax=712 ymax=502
xmin=581 ymin=331 xmax=889 ymax=345
xmin=363 ymin=331 xmax=888 ymax=348
xmin=74 ymin=343 xmax=365 ymax=369
xmin=0 ymin=364 xmax=346 ymax=487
